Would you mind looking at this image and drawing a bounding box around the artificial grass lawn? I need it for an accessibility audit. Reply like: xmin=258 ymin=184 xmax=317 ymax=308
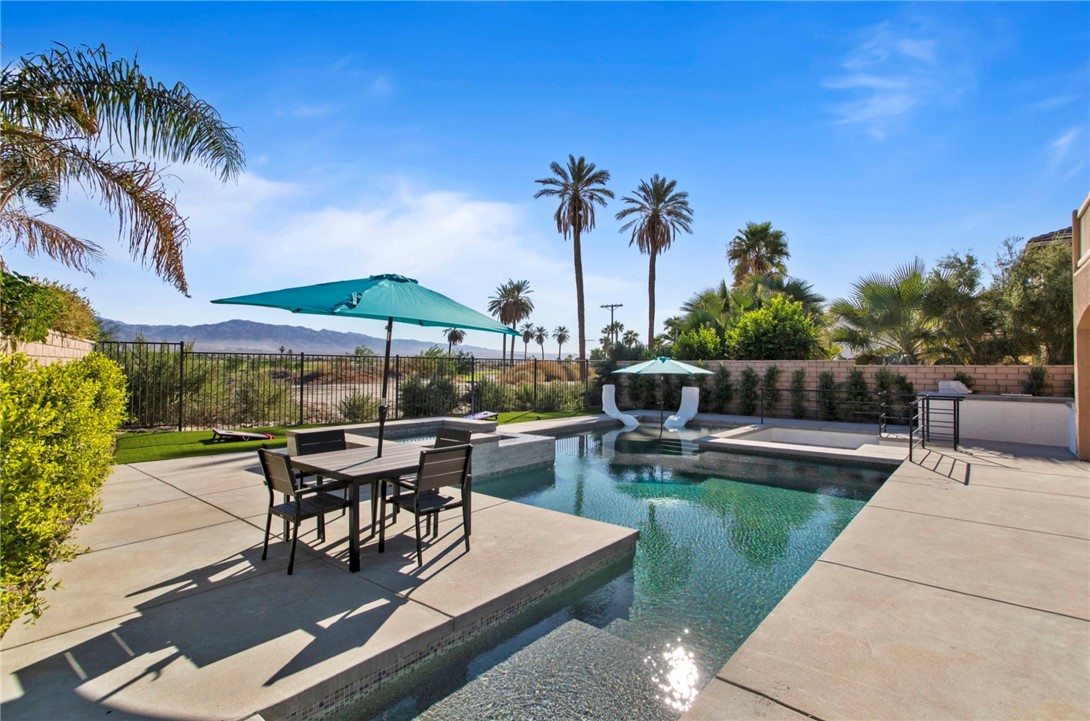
xmin=114 ymin=410 xmax=601 ymax=465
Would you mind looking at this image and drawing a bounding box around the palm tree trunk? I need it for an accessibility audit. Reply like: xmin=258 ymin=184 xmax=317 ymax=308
xmin=573 ymin=225 xmax=586 ymax=361
xmin=501 ymin=335 xmax=506 ymax=361
xmin=648 ymin=252 xmax=657 ymax=351
xmin=557 ymin=342 xmax=562 ymax=360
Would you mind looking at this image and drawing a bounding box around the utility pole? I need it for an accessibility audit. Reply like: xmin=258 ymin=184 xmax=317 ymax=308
xmin=601 ymin=303 xmax=623 ymax=345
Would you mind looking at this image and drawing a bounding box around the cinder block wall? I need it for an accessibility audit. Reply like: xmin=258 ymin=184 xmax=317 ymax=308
xmin=1 ymin=331 xmax=95 ymax=365
xmin=614 ymin=360 xmax=1075 ymax=411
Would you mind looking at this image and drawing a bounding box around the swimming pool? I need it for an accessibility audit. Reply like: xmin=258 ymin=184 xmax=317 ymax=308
xmin=351 ymin=427 xmax=889 ymax=720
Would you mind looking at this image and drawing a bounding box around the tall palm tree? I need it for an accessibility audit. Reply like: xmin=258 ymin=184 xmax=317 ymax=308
xmin=616 ymin=175 xmax=694 ymax=349
xmin=727 ymin=222 xmax=789 ymax=288
xmin=622 ymin=329 xmax=640 ymax=347
xmin=444 ymin=327 xmax=465 ymax=354
xmin=504 ymin=280 xmax=534 ymax=362
xmin=534 ymin=155 xmax=614 ymax=360
xmin=1 ymin=44 xmax=244 ymax=295
xmin=520 ymin=321 xmax=535 ymax=360
xmin=552 ymin=325 xmax=570 ymax=359
xmin=829 ymin=258 xmax=935 ymax=363
xmin=534 ymin=325 xmax=548 ymax=358
xmin=487 ymin=284 xmax=511 ymax=360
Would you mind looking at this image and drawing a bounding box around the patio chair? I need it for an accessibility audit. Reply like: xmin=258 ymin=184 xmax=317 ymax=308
xmin=292 ymin=428 xmax=353 ymax=533
xmin=379 ymin=444 xmax=472 ymax=567
xmin=435 ymin=427 xmax=472 ymax=447
xmin=258 ymin=448 xmax=352 ymax=575
xmin=664 ymin=386 xmax=700 ymax=430
xmin=602 ymin=384 xmax=639 ymax=429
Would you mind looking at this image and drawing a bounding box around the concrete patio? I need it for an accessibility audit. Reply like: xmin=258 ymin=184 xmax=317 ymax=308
xmin=0 ymin=448 xmax=637 ymax=721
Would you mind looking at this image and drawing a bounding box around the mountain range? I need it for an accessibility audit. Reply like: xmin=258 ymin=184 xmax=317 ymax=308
xmin=100 ymin=318 xmax=506 ymax=357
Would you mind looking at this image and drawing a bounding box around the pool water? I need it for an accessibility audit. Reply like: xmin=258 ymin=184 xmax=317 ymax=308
xmin=352 ymin=428 xmax=888 ymax=720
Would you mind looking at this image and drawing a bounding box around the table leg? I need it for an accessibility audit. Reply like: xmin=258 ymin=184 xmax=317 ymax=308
xmin=349 ymin=482 xmax=360 ymax=573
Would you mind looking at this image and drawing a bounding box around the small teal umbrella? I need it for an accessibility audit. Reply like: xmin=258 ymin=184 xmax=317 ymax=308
xmin=612 ymin=357 xmax=712 ymax=433
xmin=213 ymin=274 xmax=519 ymax=454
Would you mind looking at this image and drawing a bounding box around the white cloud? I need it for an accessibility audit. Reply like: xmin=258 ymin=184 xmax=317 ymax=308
xmin=825 ymin=19 xmax=970 ymax=140
xmin=1046 ymin=127 xmax=1086 ymax=179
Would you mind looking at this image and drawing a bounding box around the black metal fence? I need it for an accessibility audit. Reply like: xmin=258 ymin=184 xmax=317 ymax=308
xmin=97 ymin=342 xmax=603 ymax=430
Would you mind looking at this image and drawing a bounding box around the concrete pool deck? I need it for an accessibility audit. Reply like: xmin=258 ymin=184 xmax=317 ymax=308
xmin=0 ymin=449 xmax=637 ymax=721
xmin=683 ymin=440 xmax=1090 ymax=721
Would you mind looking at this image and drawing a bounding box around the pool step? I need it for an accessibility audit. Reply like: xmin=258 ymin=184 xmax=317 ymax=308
xmin=603 ymin=617 xmax=648 ymax=647
xmin=415 ymin=619 xmax=676 ymax=721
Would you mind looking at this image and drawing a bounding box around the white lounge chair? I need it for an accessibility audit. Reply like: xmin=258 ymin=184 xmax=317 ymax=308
xmin=602 ymin=384 xmax=638 ymax=429
xmin=664 ymin=386 xmax=700 ymax=431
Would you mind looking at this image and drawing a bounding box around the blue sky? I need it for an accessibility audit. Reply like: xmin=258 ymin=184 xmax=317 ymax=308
xmin=3 ymin=2 xmax=1088 ymax=352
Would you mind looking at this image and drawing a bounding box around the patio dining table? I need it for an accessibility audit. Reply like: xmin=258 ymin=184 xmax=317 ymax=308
xmin=289 ymin=442 xmax=425 ymax=572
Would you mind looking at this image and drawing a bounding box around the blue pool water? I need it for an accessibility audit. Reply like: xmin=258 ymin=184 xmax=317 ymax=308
xmin=352 ymin=428 xmax=889 ymax=720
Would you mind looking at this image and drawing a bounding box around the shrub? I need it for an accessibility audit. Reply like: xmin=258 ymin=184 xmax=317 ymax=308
xmin=738 ymin=367 xmax=760 ymax=416
xmin=232 ymin=374 xmax=296 ymax=426
xmin=953 ymin=371 xmax=975 ymax=390
xmin=844 ymin=369 xmax=871 ymax=422
xmin=762 ymin=365 xmax=781 ymax=413
xmin=875 ymin=369 xmax=915 ymax=423
xmin=1022 ymin=366 xmax=1047 ymax=396
xmin=817 ymin=371 xmax=839 ymax=421
xmin=535 ymin=382 xmax=584 ymax=412
xmin=400 ymin=375 xmax=461 ymax=417
xmin=673 ymin=326 xmax=722 ymax=360
xmin=726 ymin=297 xmax=819 ymax=360
xmin=1 ymin=353 xmax=127 ymax=636
xmin=626 ymin=374 xmax=658 ymax=409
xmin=712 ymin=366 xmax=733 ymax=413
xmin=473 ymin=379 xmax=517 ymax=412
xmin=338 ymin=391 xmax=378 ymax=423
xmin=1 ymin=270 xmax=99 ymax=343
xmin=790 ymin=369 xmax=806 ymax=419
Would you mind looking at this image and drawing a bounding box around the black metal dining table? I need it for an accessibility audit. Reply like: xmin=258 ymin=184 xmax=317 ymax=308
xmin=289 ymin=443 xmax=424 ymax=572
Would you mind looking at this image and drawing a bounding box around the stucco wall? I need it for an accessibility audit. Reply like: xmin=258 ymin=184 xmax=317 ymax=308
xmin=1 ymin=330 xmax=95 ymax=365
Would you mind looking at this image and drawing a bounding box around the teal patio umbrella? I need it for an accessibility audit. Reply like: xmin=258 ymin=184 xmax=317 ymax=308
xmin=612 ymin=357 xmax=713 ymax=434
xmin=213 ymin=274 xmax=519 ymax=455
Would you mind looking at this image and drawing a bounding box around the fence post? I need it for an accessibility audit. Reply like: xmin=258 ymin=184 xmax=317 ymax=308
xmin=298 ymin=352 xmax=305 ymax=426
xmin=759 ymin=387 xmax=765 ymax=424
xmin=532 ymin=358 xmax=538 ymax=412
xmin=470 ymin=356 xmax=477 ymax=415
xmin=583 ymin=360 xmax=589 ymax=407
xmin=395 ymin=356 xmax=401 ymax=420
xmin=177 ymin=342 xmax=185 ymax=432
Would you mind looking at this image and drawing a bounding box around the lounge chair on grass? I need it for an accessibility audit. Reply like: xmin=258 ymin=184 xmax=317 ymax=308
xmin=664 ymin=386 xmax=700 ymax=431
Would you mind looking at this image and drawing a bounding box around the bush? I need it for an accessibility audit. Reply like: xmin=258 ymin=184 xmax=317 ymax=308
xmin=790 ymin=369 xmax=806 ymax=419
xmin=627 ymin=374 xmax=659 ymax=409
xmin=400 ymin=375 xmax=461 ymax=417
xmin=875 ymin=368 xmax=915 ymax=423
xmin=473 ymin=379 xmax=517 ymax=412
xmin=844 ymin=369 xmax=871 ymax=422
xmin=338 ymin=391 xmax=378 ymax=423
xmin=1 ymin=270 xmax=99 ymax=343
xmin=1022 ymin=366 xmax=1047 ymax=396
xmin=232 ymin=374 xmax=296 ymax=426
xmin=738 ymin=367 xmax=760 ymax=416
xmin=534 ymin=382 xmax=584 ymax=412
xmin=953 ymin=371 xmax=975 ymax=390
xmin=673 ymin=326 xmax=722 ymax=360
xmin=712 ymin=366 xmax=733 ymax=413
xmin=762 ymin=365 xmax=781 ymax=413
xmin=817 ymin=371 xmax=839 ymax=421
xmin=1 ymin=353 xmax=127 ymax=636
xmin=726 ymin=297 xmax=819 ymax=360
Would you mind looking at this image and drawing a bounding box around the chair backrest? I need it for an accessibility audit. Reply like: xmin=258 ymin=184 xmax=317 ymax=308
xmin=291 ymin=429 xmax=346 ymax=456
xmin=602 ymin=384 xmax=620 ymax=414
xmin=258 ymin=448 xmax=299 ymax=498
xmin=435 ymin=427 xmax=472 ymax=448
xmin=678 ymin=386 xmax=700 ymax=417
xmin=414 ymin=445 xmax=471 ymax=494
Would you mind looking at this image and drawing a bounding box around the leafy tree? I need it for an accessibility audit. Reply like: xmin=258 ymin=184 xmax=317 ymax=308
xmin=817 ymin=371 xmax=839 ymax=420
xmin=534 ymin=155 xmax=614 ymax=360
xmin=443 ymin=328 xmax=465 ymax=354
xmin=923 ymin=252 xmax=999 ymax=364
xmin=727 ymin=222 xmax=790 ymax=287
xmin=1 ymin=44 xmax=244 ymax=295
xmin=830 ymin=258 xmax=934 ymax=363
xmin=727 ymin=296 xmax=820 ymax=360
xmin=354 ymin=345 xmax=375 ymax=357
xmin=738 ymin=367 xmax=760 ymax=415
xmin=992 ymin=238 xmax=1073 ymax=364
xmin=762 ymin=365 xmax=782 ymax=410
xmin=616 ymin=175 xmax=694 ymax=348
xmin=534 ymin=325 xmax=548 ymax=358
xmin=552 ymin=325 xmax=570 ymax=359
xmin=673 ymin=326 xmax=722 ymax=360
xmin=844 ymin=369 xmax=871 ymax=422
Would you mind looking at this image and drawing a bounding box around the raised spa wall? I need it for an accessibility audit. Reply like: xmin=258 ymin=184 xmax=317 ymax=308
xmin=286 ymin=417 xmax=555 ymax=480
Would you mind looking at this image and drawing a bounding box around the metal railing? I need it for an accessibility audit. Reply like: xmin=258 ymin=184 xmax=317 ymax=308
xmin=907 ymin=395 xmax=963 ymax=461
xmin=97 ymin=341 xmax=603 ymax=430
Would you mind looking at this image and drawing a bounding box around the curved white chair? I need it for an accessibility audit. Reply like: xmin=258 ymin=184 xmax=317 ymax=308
xmin=664 ymin=386 xmax=700 ymax=431
xmin=602 ymin=384 xmax=638 ymax=428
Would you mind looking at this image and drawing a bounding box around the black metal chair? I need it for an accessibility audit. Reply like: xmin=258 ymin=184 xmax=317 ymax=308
xmin=379 ymin=444 xmax=472 ymax=567
xmin=258 ymin=448 xmax=351 ymax=575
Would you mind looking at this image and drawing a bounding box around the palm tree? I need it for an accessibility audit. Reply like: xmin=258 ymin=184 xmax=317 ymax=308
xmin=444 ymin=327 xmax=465 ymax=354
xmin=743 ymin=274 xmax=826 ymax=320
xmin=727 ymin=222 xmax=790 ymax=288
xmin=534 ymin=325 xmax=548 ymax=358
xmin=600 ymin=321 xmax=624 ymax=349
xmin=616 ymin=175 xmax=693 ymax=349
xmin=487 ymin=284 xmax=511 ymax=360
xmin=505 ymin=280 xmax=534 ymax=362
xmin=829 ymin=258 xmax=935 ymax=363
xmin=552 ymin=325 xmax=570 ymax=359
xmin=520 ymin=321 xmax=535 ymax=360
xmin=1 ymin=44 xmax=244 ymax=295
xmin=622 ymin=329 xmax=640 ymax=347
xmin=534 ymin=155 xmax=614 ymax=360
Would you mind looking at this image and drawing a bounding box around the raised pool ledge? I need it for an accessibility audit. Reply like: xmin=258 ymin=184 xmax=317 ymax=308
xmin=0 ymin=451 xmax=638 ymax=721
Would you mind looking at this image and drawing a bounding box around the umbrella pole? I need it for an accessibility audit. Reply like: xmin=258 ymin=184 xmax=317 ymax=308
xmin=659 ymin=378 xmax=664 ymax=438
xmin=378 ymin=317 xmax=393 ymax=457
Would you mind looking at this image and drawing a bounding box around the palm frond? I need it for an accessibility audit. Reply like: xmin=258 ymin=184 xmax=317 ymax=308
xmin=0 ymin=209 xmax=104 ymax=270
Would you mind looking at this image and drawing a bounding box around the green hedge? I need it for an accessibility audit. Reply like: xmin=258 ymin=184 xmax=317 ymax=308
xmin=1 ymin=353 xmax=127 ymax=636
